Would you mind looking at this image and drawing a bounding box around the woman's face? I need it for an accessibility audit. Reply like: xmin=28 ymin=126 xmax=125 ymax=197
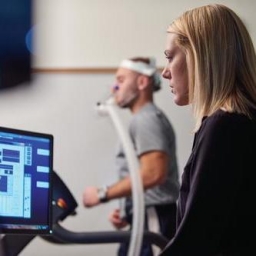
xmin=162 ymin=33 xmax=189 ymax=106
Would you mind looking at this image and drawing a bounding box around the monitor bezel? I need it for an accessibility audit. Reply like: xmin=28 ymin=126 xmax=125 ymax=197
xmin=0 ymin=126 xmax=53 ymax=235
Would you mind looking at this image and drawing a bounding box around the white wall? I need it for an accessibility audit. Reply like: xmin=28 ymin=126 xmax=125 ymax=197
xmin=32 ymin=0 xmax=256 ymax=68
xmin=0 ymin=0 xmax=255 ymax=255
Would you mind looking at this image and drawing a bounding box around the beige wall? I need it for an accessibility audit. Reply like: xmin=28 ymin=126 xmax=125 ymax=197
xmin=32 ymin=0 xmax=256 ymax=68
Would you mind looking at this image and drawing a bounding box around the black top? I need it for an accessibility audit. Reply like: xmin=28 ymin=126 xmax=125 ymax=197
xmin=160 ymin=109 xmax=256 ymax=256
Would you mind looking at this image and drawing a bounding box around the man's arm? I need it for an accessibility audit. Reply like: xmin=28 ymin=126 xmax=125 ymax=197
xmin=83 ymin=150 xmax=168 ymax=207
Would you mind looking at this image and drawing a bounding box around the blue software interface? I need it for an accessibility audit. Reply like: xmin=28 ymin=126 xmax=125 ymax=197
xmin=0 ymin=127 xmax=53 ymax=234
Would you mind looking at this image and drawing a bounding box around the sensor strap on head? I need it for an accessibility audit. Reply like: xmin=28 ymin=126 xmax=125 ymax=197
xmin=119 ymin=59 xmax=156 ymax=76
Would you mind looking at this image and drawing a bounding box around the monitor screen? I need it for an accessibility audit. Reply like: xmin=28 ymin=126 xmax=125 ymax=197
xmin=0 ymin=0 xmax=32 ymax=89
xmin=0 ymin=126 xmax=53 ymax=234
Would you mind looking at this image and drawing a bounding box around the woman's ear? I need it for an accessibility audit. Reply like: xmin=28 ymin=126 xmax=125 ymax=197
xmin=137 ymin=75 xmax=150 ymax=91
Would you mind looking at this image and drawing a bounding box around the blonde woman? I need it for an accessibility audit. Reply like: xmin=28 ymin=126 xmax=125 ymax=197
xmin=161 ymin=4 xmax=256 ymax=256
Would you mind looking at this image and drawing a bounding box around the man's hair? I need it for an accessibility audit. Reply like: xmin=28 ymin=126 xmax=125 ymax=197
xmin=129 ymin=57 xmax=161 ymax=92
xmin=168 ymin=4 xmax=256 ymax=130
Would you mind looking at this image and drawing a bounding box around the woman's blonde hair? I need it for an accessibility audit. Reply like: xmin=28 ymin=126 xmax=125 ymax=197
xmin=168 ymin=4 xmax=256 ymax=131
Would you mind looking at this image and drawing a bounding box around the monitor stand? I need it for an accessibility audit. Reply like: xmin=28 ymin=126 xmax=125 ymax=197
xmin=0 ymin=234 xmax=35 ymax=256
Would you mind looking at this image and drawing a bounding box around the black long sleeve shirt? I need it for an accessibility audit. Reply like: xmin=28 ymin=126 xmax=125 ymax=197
xmin=160 ymin=109 xmax=256 ymax=256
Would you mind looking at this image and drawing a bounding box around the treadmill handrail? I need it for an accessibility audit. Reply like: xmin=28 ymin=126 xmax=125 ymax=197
xmin=52 ymin=222 xmax=169 ymax=250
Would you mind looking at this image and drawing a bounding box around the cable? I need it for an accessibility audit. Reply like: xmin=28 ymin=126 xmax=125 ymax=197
xmin=97 ymin=97 xmax=145 ymax=256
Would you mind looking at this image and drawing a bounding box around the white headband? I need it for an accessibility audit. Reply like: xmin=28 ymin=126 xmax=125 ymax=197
xmin=119 ymin=59 xmax=156 ymax=76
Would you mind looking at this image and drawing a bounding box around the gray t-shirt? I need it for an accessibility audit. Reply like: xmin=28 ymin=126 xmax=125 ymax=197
xmin=115 ymin=103 xmax=180 ymax=214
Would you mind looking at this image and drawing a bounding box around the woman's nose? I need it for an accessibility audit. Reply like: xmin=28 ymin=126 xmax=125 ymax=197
xmin=161 ymin=66 xmax=170 ymax=79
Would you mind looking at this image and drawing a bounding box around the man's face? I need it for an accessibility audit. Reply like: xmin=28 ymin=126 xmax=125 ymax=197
xmin=113 ymin=67 xmax=140 ymax=108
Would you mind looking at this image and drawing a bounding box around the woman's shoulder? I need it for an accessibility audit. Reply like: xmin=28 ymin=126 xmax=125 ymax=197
xmin=199 ymin=109 xmax=256 ymax=138
xmin=204 ymin=109 xmax=254 ymax=126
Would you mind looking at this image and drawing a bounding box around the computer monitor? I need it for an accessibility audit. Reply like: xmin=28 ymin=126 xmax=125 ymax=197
xmin=0 ymin=126 xmax=53 ymax=234
xmin=0 ymin=0 xmax=32 ymax=89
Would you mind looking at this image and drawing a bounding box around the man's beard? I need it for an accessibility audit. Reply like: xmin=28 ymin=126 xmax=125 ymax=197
xmin=118 ymin=92 xmax=138 ymax=108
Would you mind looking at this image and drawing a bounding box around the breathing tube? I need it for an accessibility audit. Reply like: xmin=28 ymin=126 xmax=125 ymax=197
xmin=96 ymin=97 xmax=145 ymax=256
